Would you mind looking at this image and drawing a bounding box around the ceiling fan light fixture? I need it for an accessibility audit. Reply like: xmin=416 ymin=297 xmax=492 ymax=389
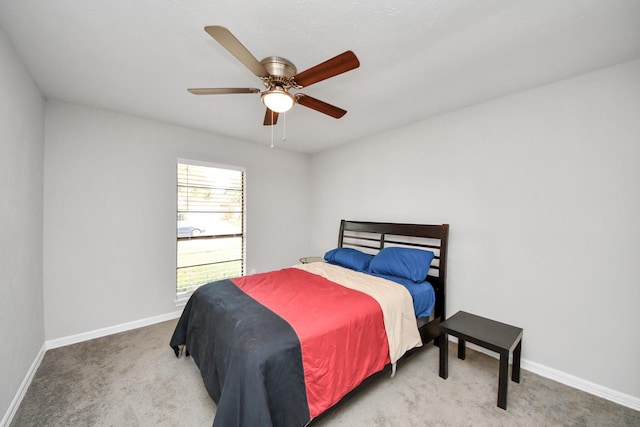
xmin=261 ymin=87 xmax=295 ymax=113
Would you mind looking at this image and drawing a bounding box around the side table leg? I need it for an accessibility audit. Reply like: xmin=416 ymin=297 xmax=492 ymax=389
xmin=458 ymin=339 xmax=466 ymax=360
xmin=498 ymin=351 xmax=509 ymax=410
xmin=512 ymin=339 xmax=522 ymax=383
xmin=439 ymin=333 xmax=448 ymax=379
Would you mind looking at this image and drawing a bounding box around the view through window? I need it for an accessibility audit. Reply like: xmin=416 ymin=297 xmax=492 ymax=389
xmin=177 ymin=160 xmax=245 ymax=298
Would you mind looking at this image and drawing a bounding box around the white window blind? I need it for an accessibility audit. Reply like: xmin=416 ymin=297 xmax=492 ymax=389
xmin=176 ymin=160 xmax=245 ymax=297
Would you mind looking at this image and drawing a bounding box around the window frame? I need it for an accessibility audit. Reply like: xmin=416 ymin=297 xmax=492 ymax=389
xmin=175 ymin=158 xmax=246 ymax=305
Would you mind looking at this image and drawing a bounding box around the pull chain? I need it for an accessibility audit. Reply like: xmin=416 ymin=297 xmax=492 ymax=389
xmin=270 ymin=109 xmax=274 ymax=148
xmin=282 ymin=112 xmax=286 ymax=143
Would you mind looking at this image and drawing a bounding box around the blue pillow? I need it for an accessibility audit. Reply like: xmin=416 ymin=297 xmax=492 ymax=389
xmin=324 ymin=248 xmax=374 ymax=272
xmin=368 ymin=247 xmax=435 ymax=282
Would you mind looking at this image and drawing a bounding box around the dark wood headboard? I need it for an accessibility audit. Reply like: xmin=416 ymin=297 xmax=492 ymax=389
xmin=337 ymin=220 xmax=449 ymax=324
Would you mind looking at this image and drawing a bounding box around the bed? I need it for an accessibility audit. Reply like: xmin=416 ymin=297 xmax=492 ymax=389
xmin=170 ymin=220 xmax=449 ymax=427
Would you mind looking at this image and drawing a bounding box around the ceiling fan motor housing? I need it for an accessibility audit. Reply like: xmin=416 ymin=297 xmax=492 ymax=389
xmin=260 ymin=56 xmax=300 ymax=90
xmin=260 ymin=56 xmax=297 ymax=78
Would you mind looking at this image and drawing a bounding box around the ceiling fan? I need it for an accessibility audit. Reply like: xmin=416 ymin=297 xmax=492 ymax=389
xmin=188 ymin=26 xmax=360 ymax=126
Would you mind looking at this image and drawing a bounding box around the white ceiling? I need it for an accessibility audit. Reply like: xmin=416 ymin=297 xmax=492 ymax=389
xmin=1 ymin=0 xmax=639 ymax=153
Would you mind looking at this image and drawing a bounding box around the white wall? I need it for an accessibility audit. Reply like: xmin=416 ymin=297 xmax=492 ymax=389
xmin=0 ymin=28 xmax=45 ymax=422
xmin=309 ymin=59 xmax=640 ymax=401
xmin=43 ymin=101 xmax=310 ymax=340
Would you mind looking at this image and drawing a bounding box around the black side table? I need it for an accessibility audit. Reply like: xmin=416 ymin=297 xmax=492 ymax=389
xmin=439 ymin=311 xmax=523 ymax=410
xmin=299 ymin=257 xmax=325 ymax=264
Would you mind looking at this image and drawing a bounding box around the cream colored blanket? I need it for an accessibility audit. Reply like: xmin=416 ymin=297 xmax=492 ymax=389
xmin=295 ymin=262 xmax=422 ymax=365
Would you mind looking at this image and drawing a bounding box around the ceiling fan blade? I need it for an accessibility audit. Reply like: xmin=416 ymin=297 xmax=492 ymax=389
xmin=204 ymin=26 xmax=269 ymax=78
xmin=263 ymin=108 xmax=279 ymax=126
xmin=293 ymin=51 xmax=360 ymax=88
xmin=188 ymin=88 xmax=261 ymax=95
xmin=296 ymin=94 xmax=347 ymax=119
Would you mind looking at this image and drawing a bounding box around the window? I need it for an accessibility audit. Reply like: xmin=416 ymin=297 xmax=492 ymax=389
xmin=176 ymin=160 xmax=245 ymax=299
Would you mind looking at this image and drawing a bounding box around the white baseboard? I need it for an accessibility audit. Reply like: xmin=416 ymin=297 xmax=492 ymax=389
xmin=2 ymin=310 xmax=184 ymax=426
xmin=452 ymin=338 xmax=640 ymax=411
xmin=46 ymin=310 xmax=183 ymax=349
xmin=521 ymin=359 xmax=640 ymax=411
xmin=0 ymin=342 xmax=46 ymax=427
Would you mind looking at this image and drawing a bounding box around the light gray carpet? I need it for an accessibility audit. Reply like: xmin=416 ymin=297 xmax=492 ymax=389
xmin=10 ymin=320 xmax=639 ymax=426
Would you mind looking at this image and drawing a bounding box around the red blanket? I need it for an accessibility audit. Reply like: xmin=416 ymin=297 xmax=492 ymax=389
xmin=233 ymin=268 xmax=390 ymax=418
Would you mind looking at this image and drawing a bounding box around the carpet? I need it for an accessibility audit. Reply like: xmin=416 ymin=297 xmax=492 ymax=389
xmin=10 ymin=320 xmax=639 ymax=426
